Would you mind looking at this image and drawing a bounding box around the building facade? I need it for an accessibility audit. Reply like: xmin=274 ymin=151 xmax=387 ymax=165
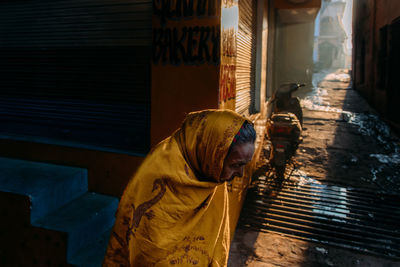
xmin=0 ymin=0 xmax=268 ymax=265
xmin=352 ymin=0 xmax=400 ymax=132
xmin=314 ymin=0 xmax=350 ymax=70
xmin=0 ymin=0 xmax=322 ymax=265
xmin=267 ymin=0 xmax=321 ymax=94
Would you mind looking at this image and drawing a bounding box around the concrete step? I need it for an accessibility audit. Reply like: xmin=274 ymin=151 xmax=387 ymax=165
xmin=69 ymin=229 xmax=112 ymax=267
xmin=32 ymin=192 xmax=118 ymax=261
xmin=0 ymin=157 xmax=87 ymax=222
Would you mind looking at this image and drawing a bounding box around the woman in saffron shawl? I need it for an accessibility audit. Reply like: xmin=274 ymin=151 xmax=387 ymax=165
xmin=103 ymin=109 xmax=256 ymax=267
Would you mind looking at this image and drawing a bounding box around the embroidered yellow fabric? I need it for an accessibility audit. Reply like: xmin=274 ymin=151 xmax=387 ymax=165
xmin=103 ymin=109 xmax=247 ymax=267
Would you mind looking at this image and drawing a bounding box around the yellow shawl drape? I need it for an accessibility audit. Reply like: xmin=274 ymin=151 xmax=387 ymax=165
xmin=103 ymin=110 xmax=247 ymax=267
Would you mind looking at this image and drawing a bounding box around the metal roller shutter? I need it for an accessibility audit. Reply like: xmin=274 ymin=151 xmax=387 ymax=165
xmin=0 ymin=0 xmax=152 ymax=154
xmin=236 ymin=0 xmax=257 ymax=116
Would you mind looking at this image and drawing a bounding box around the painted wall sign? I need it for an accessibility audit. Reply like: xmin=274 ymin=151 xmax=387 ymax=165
xmin=218 ymin=0 xmax=238 ymax=109
xmin=152 ymin=0 xmax=220 ymax=65
xmin=219 ymin=64 xmax=236 ymax=103
xmin=153 ymin=0 xmax=218 ymax=24
xmin=153 ymin=26 xmax=220 ymax=65
xmin=151 ymin=0 xmax=221 ymax=147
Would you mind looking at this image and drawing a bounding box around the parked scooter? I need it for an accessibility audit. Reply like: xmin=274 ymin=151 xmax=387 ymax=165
xmin=266 ymin=83 xmax=304 ymax=179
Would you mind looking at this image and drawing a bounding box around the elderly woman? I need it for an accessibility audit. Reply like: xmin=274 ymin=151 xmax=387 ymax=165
xmin=103 ymin=109 xmax=256 ymax=267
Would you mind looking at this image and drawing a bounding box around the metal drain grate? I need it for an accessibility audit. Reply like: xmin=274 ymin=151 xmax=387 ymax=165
xmin=239 ymin=172 xmax=400 ymax=259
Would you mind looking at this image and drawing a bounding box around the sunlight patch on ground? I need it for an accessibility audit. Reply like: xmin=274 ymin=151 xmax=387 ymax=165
xmin=303 ymin=71 xmax=400 ymax=192
xmin=290 ymin=169 xmax=321 ymax=186
xmin=301 ymin=97 xmax=344 ymax=113
xmin=324 ymin=73 xmax=351 ymax=83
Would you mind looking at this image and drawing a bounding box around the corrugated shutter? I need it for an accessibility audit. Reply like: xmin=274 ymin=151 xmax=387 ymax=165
xmin=0 ymin=0 xmax=151 ymax=154
xmin=236 ymin=0 xmax=257 ymax=116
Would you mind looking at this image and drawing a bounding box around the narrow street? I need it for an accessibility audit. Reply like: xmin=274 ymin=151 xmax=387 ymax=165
xmin=228 ymin=69 xmax=400 ymax=266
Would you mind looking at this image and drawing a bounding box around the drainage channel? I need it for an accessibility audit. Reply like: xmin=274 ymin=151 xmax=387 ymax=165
xmin=238 ymin=171 xmax=400 ymax=260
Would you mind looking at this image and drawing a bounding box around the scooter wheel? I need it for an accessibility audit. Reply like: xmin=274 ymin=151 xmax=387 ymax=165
xmin=276 ymin=166 xmax=285 ymax=180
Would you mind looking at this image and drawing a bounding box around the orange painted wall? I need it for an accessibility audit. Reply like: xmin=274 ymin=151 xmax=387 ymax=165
xmin=151 ymin=65 xmax=220 ymax=146
xmin=151 ymin=0 xmax=222 ymax=146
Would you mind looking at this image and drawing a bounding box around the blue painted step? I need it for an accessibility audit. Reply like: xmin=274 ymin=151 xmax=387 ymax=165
xmin=32 ymin=192 xmax=118 ymax=261
xmin=0 ymin=157 xmax=87 ymax=222
xmin=69 ymin=229 xmax=113 ymax=267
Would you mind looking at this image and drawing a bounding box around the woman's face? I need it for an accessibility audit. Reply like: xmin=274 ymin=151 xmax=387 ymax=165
xmin=220 ymin=142 xmax=255 ymax=182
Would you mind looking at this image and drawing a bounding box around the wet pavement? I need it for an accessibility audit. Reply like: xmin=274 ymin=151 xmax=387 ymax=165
xmin=228 ymin=69 xmax=400 ymax=266
xmin=297 ymin=69 xmax=400 ymax=194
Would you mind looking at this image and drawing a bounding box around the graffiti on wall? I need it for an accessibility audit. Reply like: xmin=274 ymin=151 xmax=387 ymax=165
xmin=153 ymin=0 xmax=220 ymax=65
xmin=153 ymin=0 xmax=218 ymax=24
xmin=221 ymin=27 xmax=236 ymax=57
xmin=218 ymin=1 xmax=238 ymax=107
xmin=219 ymin=64 xmax=236 ymax=103
xmin=153 ymin=26 xmax=220 ymax=65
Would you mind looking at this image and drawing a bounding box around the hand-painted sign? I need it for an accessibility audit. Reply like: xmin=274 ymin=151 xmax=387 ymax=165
xmin=218 ymin=0 xmax=238 ymax=109
xmin=153 ymin=0 xmax=220 ymax=65
xmin=153 ymin=0 xmax=217 ymax=25
xmin=153 ymin=26 xmax=220 ymax=65
xmin=151 ymin=0 xmax=221 ymax=146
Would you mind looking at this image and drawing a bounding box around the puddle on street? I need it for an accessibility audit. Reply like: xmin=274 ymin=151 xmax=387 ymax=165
xmin=242 ymin=71 xmax=400 ymax=259
xmin=297 ymin=71 xmax=400 ymax=193
xmin=290 ymin=169 xmax=321 ymax=186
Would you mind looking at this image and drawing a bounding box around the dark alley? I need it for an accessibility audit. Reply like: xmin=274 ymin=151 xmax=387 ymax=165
xmin=228 ymin=69 xmax=400 ymax=266
xmin=0 ymin=0 xmax=399 ymax=266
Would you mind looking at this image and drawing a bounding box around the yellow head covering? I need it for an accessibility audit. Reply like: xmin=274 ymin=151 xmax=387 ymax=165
xmin=176 ymin=109 xmax=246 ymax=182
xmin=103 ymin=110 xmax=247 ymax=267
